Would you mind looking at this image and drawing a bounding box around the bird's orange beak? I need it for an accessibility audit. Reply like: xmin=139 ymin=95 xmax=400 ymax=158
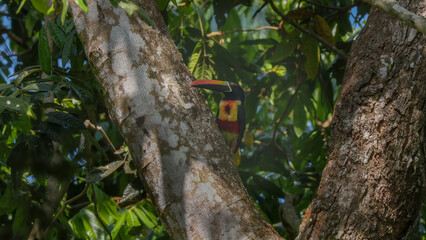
xmin=190 ymin=80 xmax=232 ymax=92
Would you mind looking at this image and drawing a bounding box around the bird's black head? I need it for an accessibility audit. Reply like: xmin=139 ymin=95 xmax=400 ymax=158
xmin=223 ymin=82 xmax=245 ymax=102
xmin=190 ymin=80 xmax=244 ymax=102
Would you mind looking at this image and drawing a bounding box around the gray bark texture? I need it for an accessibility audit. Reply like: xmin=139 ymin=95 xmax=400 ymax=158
xmin=69 ymin=0 xmax=282 ymax=239
xmin=297 ymin=0 xmax=426 ymax=239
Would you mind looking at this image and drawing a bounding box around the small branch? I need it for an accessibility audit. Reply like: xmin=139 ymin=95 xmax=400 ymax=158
xmin=206 ymin=26 xmax=279 ymax=38
xmin=1 ymin=48 xmax=33 ymax=58
xmin=0 ymin=25 xmax=28 ymax=49
xmin=91 ymin=184 xmax=112 ymax=240
xmin=46 ymin=184 xmax=89 ymax=233
xmin=279 ymin=193 xmax=301 ymax=240
xmin=193 ymin=3 xmax=205 ymax=38
xmin=267 ymin=0 xmax=349 ymax=60
xmin=84 ymin=120 xmax=119 ymax=154
xmin=364 ymin=0 xmax=426 ymax=34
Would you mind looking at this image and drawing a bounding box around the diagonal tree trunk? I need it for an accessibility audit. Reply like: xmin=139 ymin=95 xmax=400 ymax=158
xmin=297 ymin=1 xmax=425 ymax=239
xmin=70 ymin=0 xmax=282 ymax=239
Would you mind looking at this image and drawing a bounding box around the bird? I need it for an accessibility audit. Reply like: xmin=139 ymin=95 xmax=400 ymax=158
xmin=190 ymin=80 xmax=246 ymax=161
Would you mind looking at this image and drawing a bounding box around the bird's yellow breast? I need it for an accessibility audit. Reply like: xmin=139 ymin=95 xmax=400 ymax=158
xmin=218 ymin=100 xmax=241 ymax=121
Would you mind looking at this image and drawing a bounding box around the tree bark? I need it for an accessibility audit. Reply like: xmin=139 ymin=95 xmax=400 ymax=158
xmin=364 ymin=0 xmax=426 ymax=34
xmin=69 ymin=0 xmax=282 ymax=239
xmin=298 ymin=1 xmax=425 ymax=239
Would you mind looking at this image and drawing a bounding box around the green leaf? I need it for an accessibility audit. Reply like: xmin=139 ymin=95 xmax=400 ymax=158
xmin=79 ymin=209 xmax=103 ymax=239
xmin=0 ymin=184 xmax=18 ymax=216
xmin=126 ymin=209 xmax=141 ymax=228
xmin=188 ymin=42 xmax=215 ymax=80
xmin=157 ymin=0 xmax=169 ymax=10
xmin=45 ymin=111 xmax=85 ymax=129
xmin=30 ymin=0 xmax=49 ymax=14
xmin=61 ymin=0 xmax=69 ymax=24
xmin=24 ymin=14 xmax=37 ymax=37
xmin=62 ymin=30 xmax=75 ymax=66
xmin=133 ymin=207 xmax=155 ymax=229
xmin=38 ymin=27 xmax=52 ymax=74
xmin=188 ymin=49 xmax=201 ymax=75
xmin=65 ymin=76 xmax=95 ymax=103
xmin=0 ymin=96 xmax=29 ymax=113
xmin=314 ymin=15 xmax=335 ymax=46
xmin=48 ymin=22 xmax=66 ymax=48
xmin=21 ymin=83 xmax=53 ymax=92
xmin=245 ymin=90 xmax=260 ymax=123
xmin=63 ymin=18 xmax=75 ymax=34
xmin=89 ymin=185 xmax=119 ymax=222
xmin=74 ymin=0 xmax=88 ymax=13
xmin=270 ymin=37 xmax=298 ymax=63
xmin=111 ymin=212 xmax=127 ymax=239
xmin=293 ymin=99 xmax=306 ymax=137
xmin=86 ymin=160 xmax=124 ymax=183
xmin=302 ymin=35 xmax=319 ymax=79
xmin=273 ymin=93 xmax=293 ymax=122
xmin=0 ymin=83 xmax=13 ymax=91
xmin=12 ymin=205 xmax=30 ymax=237
xmin=213 ymin=0 xmax=234 ymax=29
xmin=13 ymin=67 xmax=41 ymax=85
xmin=194 ymin=55 xmax=215 ymax=80
xmin=69 ymin=212 xmax=86 ymax=238
xmin=220 ymin=8 xmax=241 ymax=31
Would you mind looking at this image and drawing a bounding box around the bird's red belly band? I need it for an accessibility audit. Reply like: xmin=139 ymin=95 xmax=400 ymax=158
xmin=217 ymin=120 xmax=239 ymax=134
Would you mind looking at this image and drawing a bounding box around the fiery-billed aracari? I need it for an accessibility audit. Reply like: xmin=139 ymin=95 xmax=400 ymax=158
xmin=191 ymin=80 xmax=246 ymax=154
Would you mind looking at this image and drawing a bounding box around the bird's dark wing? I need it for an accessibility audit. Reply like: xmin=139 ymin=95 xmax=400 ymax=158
xmin=236 ymin=103 xmax=246 ymax=151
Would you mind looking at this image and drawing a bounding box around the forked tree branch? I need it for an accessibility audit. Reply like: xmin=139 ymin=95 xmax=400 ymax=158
xmin=364 ymin=0 xmax=426 ymax=34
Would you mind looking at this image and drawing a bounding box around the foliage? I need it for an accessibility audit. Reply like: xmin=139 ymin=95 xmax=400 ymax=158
xmin=0 ymin=0 xmax=424 ymax=239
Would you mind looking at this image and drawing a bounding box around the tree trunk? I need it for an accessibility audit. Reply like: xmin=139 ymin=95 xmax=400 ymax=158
xmin=297 ymin=1 xmax=425 ymax=239
xmin=70 ymin=0 xmax=282 ymax=239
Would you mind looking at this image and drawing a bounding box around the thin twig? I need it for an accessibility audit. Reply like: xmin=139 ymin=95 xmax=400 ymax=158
xmin=193 ymin=4 xmax=205 ymax=38
xmin=267 ymin=0 xmax=349 ymax=60
xmin=46 ymin=184 xmax=90 ymax=233
xmin=84 ymin=120 xmax=120 ymax=155
xmin=91 ymin=184 xmax=112 ymax=240
xmin=206 ymin=26 xmax=279 ymax=38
